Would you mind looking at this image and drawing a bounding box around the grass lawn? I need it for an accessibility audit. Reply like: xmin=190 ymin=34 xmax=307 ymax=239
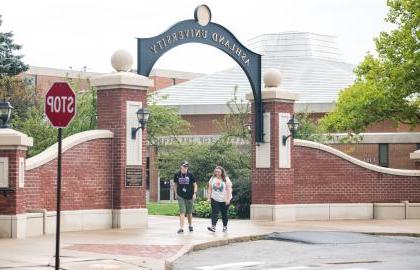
xmin=147 ymin=202 xmax=179 ymax=216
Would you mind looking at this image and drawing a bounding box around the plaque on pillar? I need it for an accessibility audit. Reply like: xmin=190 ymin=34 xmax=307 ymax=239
xmin=125 ymin=165 xmax=142 ymax=187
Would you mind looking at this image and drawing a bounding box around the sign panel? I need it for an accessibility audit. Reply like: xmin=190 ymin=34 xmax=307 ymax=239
xmin=125 ymin=166 xmax=142 ymax=187
xmin=45 ymin=82 xmax=76 ymax=128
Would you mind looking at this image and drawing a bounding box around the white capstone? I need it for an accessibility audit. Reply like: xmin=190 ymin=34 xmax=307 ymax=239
xmin=0 ymin=128 xmax=33 ymax=148
xmin=263 ymin=68 xmax=281 ymax=87
xmin=410 ymin=150 xmax=420 ymax=160
xmin=111 ymin=50 xmax=133 ymax=72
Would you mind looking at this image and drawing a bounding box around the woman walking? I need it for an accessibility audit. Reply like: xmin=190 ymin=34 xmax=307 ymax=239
xmin=207 ymin=166 xmax=232 ymax=232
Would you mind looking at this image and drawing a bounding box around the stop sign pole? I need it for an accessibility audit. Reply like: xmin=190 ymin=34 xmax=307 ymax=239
xmin=44 ymin=82 xmax=76 ymax=270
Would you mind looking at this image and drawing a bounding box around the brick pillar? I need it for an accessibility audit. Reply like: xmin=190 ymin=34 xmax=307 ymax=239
xmin=246 ymin=69 xmax=299 ymax=221
xmin=91 ymin=50 xmax=153 ymax=229
xmin=0 ymin=128 xmax=33 ymax=238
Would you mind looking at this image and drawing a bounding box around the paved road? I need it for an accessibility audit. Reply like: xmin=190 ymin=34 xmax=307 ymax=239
xmin=174 ymin=231 xmax=420 ymax=270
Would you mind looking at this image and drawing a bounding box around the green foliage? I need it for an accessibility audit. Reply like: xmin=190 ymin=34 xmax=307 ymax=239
xmin=158 ymin=87 xmax=252 ymax=216
xmin=193 ymin=200 xmax=212 ymax=218
xmin=321 ymin=0 xmax=420 ymax=133
xmin=0 ymin=76 xmax=38 ymax=124
xmin=63 ymin=80 xmax=97 ymax=135
xmin=231 ymin=177 xmax=251 ymax=218
xmin=294 ymin=111 xmax=327 ymax=143
xmin=147 ymin=94 xmax=191 ymax=146
xmin=16 ymin=84 xmax=97 ymax=157
xmin=193 ymin=200 xmax=237 ymax=219
xmin=147 ymin=202 xmax=179 ymax=216
xmin=158 ymin=138 xmax=250 ymax=189
xmin=0 ymin=15 xmax=28 ymax=78
xmin=215 ymin=85 xmax=251 ymax=141
xmin=157 ymin=143 xmax=206 ymax=184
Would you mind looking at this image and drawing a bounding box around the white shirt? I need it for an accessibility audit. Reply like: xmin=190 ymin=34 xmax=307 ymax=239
xmin=209 ymin=176 xmax=232 ymax=203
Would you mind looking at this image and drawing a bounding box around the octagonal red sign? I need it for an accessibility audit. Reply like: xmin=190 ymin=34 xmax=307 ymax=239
xmin=45 ymin=82 xmax=76 ymax=128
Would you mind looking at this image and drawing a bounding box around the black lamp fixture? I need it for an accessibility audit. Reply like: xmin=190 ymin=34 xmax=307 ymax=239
xmin=131 ymin=107 xmax=150 ymax=139
xmin=0 ymin=100 xmax=13 ymax=128
xmin=282 ymin=115 xmax=299 ymax=146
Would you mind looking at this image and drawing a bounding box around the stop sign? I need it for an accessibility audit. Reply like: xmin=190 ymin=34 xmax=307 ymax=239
xmin=45 ymin=82 xmax=76 ymax=128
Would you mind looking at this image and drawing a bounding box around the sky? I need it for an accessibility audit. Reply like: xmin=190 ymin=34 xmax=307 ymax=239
xmin=1 ymin=0 xmax=392 ymax=74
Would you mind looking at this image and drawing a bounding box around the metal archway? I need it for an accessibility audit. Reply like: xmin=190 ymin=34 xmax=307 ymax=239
xmin=137 ymin=5 xmax=263 ymax=142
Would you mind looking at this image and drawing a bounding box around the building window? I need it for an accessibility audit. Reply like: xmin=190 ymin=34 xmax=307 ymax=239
xmin=417 ymin=143 xmax=420 ymax=150
xmin=23 ymin=74 xmax=37 ymax=87
xmin=379 ymin=144 xmax=389 ymax=167
xmin=172 ymin=78 xmax=176 ymax=85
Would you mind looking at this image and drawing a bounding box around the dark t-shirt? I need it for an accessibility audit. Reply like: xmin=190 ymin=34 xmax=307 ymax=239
xmin=174 ymin=171 xmax=196 ymax=200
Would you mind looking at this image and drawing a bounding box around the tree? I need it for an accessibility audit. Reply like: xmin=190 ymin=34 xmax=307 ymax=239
xmin=17 ymin=81 xmax=97 ymax=157
xmin=0 ymin=15 xmax=28 ymax=79
xmin=147 ymin=104 xmax=191 ymax=146
xmin=0 ymin=76 xmax=38 ymax=125
xmin=321 ymin=0 xmax=420 ymax=133
xmin=157 ymin=87 xmax=252 ymax=184
xmin=294 ymin=111 xmax=327 ymax=143
xmin=215 ymin=86 xmax=251 ymax=141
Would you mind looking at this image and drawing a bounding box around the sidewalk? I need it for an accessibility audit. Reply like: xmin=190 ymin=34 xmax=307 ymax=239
xmin=1 ymin=216 xmax=419 ymax=270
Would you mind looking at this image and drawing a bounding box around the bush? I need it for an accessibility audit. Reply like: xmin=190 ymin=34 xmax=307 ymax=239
xmin=194 ymin=200 xmax=211 ymax=218
xmin=193 ymin=200 xmax=237 ymax=219
xmin=231 ymin=177 xmax=251 ymax=218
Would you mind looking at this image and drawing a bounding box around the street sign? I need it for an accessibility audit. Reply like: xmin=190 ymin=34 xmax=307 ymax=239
xmin=45 ymin=82 xmax=76 ymax=128
xmin=44 ymin=82 xmax=76 ymax=270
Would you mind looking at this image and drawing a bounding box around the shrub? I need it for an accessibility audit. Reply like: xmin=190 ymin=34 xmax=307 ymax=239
xmin=194 ymin=200 xmax=211 ymax=218
xmin=193 ymin=200 xmax=238 ymax=219
xmin=231 ymin=177 xmax=251 ymax=218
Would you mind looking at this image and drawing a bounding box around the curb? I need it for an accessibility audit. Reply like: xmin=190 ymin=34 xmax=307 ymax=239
xmin=164 ymin=234 xmax=266 ymax=270
xmin=367 ymin=232 xmax=420 ymax=237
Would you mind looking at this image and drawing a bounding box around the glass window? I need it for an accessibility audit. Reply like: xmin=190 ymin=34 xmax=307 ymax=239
xmin=379 ymin=144 xmax=389 ymax=167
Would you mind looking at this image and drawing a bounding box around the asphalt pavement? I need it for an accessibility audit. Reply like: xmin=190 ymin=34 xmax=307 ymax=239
xmin=174 ymin=231 xmax=420 ymax=270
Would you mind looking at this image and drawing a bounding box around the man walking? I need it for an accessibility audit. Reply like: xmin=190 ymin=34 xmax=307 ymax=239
xmin=173 ymin=160 xmax=197 ymax=233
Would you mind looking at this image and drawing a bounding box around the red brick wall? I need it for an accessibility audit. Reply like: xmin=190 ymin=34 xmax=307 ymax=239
xmin=330 ymin=143 xmax=418 ymax=170
xmin=149 ymin=76 xmax=189 ymax=92
xmin=181 ymin=114 xmax=225 ymax=135
xmin=31 ymin=75 xmax=90 ymax=97
xmin=331 ymin=144 xmax=379 ymax=165
xmin=0 ymin=150 xmax=26 ymax=214
xmin=293 ymin=145 xmax=420 ymax=203
xmin=97 ymin=88 xmax=147 ymax=209
xmin=389 ymin=144 xmax=418 ymax=169
xmin=24 ymin=138 xmax=113 ymax=211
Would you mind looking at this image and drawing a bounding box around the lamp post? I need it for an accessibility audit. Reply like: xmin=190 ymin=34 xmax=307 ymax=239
xmin=282 ymin=115 xmax=299 ymax=145
xmin=131 ymin=107 xmax=150 ymax=139
xmin=0 ymin=101 xmax=13 ymax=128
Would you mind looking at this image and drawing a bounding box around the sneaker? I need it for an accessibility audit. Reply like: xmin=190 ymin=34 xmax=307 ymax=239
xmin=177 ymin=228 xmax=184 ymax=234
xmin=189 ymin=226 xmax=194 ymax=232
xmin=207 ymin=226 xmax=216 ymax=232
xmin=223 ymin=226 xmax=228 ymax=232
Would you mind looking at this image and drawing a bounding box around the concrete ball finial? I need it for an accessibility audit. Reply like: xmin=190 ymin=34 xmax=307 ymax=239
xmin=111 ymin=50 xmax=133 ymax=72
xmin=263 ymin=68 xmax=281 ymax=88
